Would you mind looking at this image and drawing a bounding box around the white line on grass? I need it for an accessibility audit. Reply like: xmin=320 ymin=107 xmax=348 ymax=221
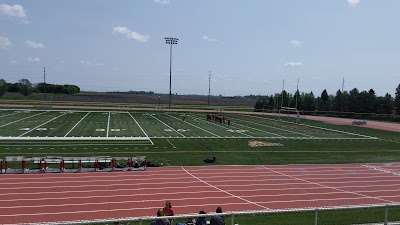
xmin=236 ymin=116 xmax=315 ymax=138
xmin=0 ymin=111 xmax=49 ymax=128
xmin=301 ymin=123 xmax=377 ymax=139
xmin=244 ymin=114 xmax=375 ymax=139
xmin=166 ymin=113 xmax=220 ymax=137
xmin=189 ymin=114 xmax=252 ymax=138
xmin=166 ymin=139 xmax=176 ymax=148
xmin=64 ymin=112 xmax=90 ymax=137
xmin=106 ymin=112 xmax=111 ymax=137
xmin=0 ymin=111 xmax=22 ymax=118
xmin=234 ymin=123 xmax=285 ymax=138
xmin=148 ymin=113 xmax=185 ymax=137
xmin=18 ymin=113 xmax=69 ymax=137
xmin=128 ymin=112 xmax=154 ymax=145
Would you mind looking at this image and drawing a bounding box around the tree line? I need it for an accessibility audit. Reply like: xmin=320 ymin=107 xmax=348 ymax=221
xmin=255 ymin=84 xmax=400 ymax=115
xmin=0 ymin=78 xmax=80 ymax=97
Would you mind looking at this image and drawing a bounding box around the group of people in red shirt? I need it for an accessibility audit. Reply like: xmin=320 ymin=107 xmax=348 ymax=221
xmin=206 ymin=113 xmax=231 ymax=125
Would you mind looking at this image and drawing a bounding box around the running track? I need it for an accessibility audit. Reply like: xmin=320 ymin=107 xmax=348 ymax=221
xmin=2 ymin=163 xmax=400 ymax=224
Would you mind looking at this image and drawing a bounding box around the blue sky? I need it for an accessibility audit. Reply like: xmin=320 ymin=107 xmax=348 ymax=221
xmin=1 ymin=0 xmax=399 ymax=97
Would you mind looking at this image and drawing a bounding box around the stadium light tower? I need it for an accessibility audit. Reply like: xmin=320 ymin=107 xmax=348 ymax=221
xmin=165 ymin=37 xmax=178 ymax=108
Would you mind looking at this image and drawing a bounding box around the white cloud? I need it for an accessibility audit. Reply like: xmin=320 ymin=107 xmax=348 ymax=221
xmin=80 ymin=60 xmax=103 ymax=66
xmin=285 ymin=62 xmax=304 ymax=67
xmin=24 ymin=40 xmax=45 ymax=49
xmin=9 ymin=60 xmax=17 ymax=64
xmin=0 ymin=3 xmax=28 ymax=23
xmin=202 ymin=35 xmax=218 ymax=42
xmin=347 ymin=0 xmax=361 ymax=7
xmin=27 ymin=57 xmax=40 ymax=63
xmin=112 ymin=26 xmax=149 ymax=43
xmin=154 ymin=0 xmax=171 ymax=4
xmin=290 ymin=40 xmax=303 ymax=48
xmin=0 ymin=36 xmax=12 ymax=48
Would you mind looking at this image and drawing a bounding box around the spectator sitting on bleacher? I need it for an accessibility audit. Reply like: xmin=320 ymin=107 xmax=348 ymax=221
xmin=195 ymin=210 xmax=207 ymax=225
xmin=163 ymin=201 xmax=174 ymax=216
xmin=210 ymin=207 xmax=225 ymax=225
xmin=150 ymin=208 xmax=170 ymax=225
xmin=162 ymin=200 xmax=174 ymax=224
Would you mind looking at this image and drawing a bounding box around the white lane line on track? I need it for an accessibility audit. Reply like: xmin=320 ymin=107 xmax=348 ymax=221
xmin=362 ymin=164 xmax=400 ymax=177
xmin=6 ymin=188 xmax=392 ymax=204
xmin=0 ymin=195 xmax=245 ymax=210
xmin=261 ymin=166 xmax=395 ymax=204
xmin=181 ymin=166 xmax=270 ymax=210
xmin=0 ymin=190 xmax=225 ymax=202
xmin=0 ymin=185 xmax=216 ymax=197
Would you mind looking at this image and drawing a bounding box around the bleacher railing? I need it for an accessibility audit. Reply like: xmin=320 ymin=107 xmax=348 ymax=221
xmin=26 ymin=203 xmax=400 ymax=225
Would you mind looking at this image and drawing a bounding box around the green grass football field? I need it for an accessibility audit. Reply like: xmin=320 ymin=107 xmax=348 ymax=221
xmin=1 ymin=108 xmax=399 ymax=167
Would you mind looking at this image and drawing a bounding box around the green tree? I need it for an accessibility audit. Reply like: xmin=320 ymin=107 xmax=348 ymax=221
xmin=318 ymin=89 xmax=331 ymax=111
xmin=302 ymin=92 xmax=316 ymax=111
xmin=7 ymin=83 xmax=18 ymax=92
xmin=18 ymin=79 xmax=33 ymax=96
xmin=348 ymin=88 xmax=360 ymax=112
xmin=395 ymin=84 xmax=400 ymax=114
xmin=376 ymin=93 xmax=394 ymax=114
xmin=0 ymin=79 xmax=7 ymax=98
xmin=333 ymin=90 xmax=344 ymax=111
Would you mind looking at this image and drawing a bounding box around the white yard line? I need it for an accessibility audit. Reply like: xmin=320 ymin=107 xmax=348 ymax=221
xmin=166 ymin=113 xmax=220 ymax=137
xmin=301 ymin=123 xmax=378 ymax=139
xmin=18 ymin=113 xmax=69 ymax=137
xmin=189 ymin=114 xmax=252 ymax=138
xmin=64 ymin=112 xmax=90 ymax=137
xmin=237 ymin=116 xmax=315 ymax=138
xmin=0 ymin=111 xmax=22 ymax=118
xmin=244 ymin=114 xmax=376 ymax=139
xmin=234 ymin=123 xmax=285 ymax=137
xmin=148 ymin=113 xmax=185 ymax=137
xmin=0 ymin=111 xmax=49 ymax=128
xmin=128 ymin=112 xmax=154 ymax=145
xmin=106 ymin=112 xmax=111 ymax=137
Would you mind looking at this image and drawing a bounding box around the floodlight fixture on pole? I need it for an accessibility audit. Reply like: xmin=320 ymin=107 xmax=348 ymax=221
xmin=165 ymin=37 xmax=178 ymax=109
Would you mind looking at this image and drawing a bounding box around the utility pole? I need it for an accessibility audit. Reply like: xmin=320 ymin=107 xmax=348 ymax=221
xmin=295 ymin=78 xmax=299 ymax=109
xmin=281 ymin=79 xmax=285 ymax=108
xmin=208 ymin=71 xmax=211 ymax=105
xmin=43 ymin=66 xmax=46 ymax=101
xmin=342 ymin=77 xmax=345 ymax=93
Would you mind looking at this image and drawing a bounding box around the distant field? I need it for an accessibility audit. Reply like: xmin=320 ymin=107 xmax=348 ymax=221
xmin=1 ymin=108 xmax=400 ymax=166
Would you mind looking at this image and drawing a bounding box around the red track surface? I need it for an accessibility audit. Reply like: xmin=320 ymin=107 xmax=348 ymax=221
xmin=2 ymin=163 xmax=400 ymax=224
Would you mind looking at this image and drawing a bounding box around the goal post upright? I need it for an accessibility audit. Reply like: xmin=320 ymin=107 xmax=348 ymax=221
xmin=278 ymin=106 xmax=302 ymax=123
